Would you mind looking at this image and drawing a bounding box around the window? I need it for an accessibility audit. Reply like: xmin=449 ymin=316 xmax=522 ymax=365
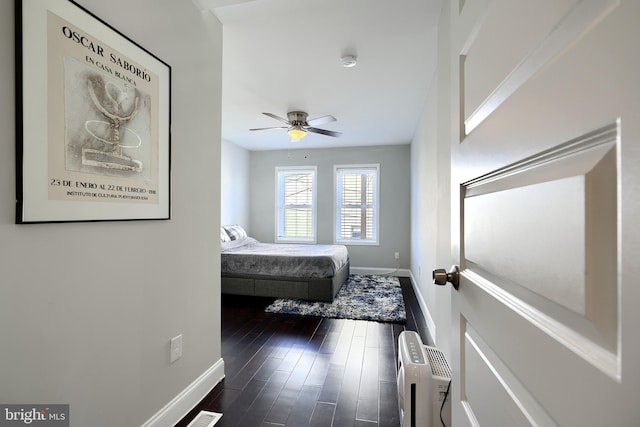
xmin=335 ymin=164 xmax=379 ymax=245
xmin=276 ymin=167 xmax=317 ymax=243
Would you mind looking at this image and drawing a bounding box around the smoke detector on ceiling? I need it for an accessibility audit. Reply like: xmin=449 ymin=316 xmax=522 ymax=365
xmin=341 ymin=55 xmax=357 ymax=68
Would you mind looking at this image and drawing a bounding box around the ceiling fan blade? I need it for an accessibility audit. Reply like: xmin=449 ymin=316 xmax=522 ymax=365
xmin=262 ymin=112 xmax=291 ymax=125
xmin=307 ymin=115 xmax=336 ymax=127
xmin=306 ymin=127 xmax=342 ymax=138
xmin=249 ymin=126 xmax=289 ymax=131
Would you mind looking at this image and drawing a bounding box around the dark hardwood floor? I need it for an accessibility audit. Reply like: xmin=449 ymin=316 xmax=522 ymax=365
xmin=175 ymin=277 xmax=428 ymax=427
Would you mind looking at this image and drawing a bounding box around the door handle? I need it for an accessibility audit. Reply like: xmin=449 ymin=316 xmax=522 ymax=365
xmin=433 ymin=265 xmax=460 ymax=290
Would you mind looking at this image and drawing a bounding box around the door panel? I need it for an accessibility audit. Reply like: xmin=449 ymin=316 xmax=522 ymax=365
xmin=449 ymin=0 xmax=639 ymax=425
xmin=461 ymin=0 xmax=575 ymax=127
xmin=462 ymin=320 xmax=559 ymax=426
xmin=459 ymin=0 xmax=619 ymax=135
xmin=466 ymin=175 xmax=587 ymax=314
xmin=463 ymin=128 xmax=618 ymax=355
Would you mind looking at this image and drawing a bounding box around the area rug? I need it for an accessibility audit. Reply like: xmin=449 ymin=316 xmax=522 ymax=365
xmin=264 ymin=274 xmax=406 ymax=323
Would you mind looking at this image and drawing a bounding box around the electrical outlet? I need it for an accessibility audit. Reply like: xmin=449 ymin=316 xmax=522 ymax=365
xmin=394 ymin=252 xmax=400 ymax=260
xmin=170 ymin=334 xmax=183 ymax=363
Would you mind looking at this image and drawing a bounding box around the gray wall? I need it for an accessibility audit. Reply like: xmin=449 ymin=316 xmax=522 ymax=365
xmin=410 ymin=4 xmax=452 ymax=353
xmin=250 ymin=145 xmax=411 ymax=270
xmin=0 ymin=2 xmax=223 ymax=426
xmin=221 ymin=140 xmax=250 ymax=230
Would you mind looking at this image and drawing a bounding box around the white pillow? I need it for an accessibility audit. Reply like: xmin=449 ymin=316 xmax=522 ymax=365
xmin=223 ymin=225 xmax=247 ymax=240
xmin=220 ymin=227 xmax=231 ymax=243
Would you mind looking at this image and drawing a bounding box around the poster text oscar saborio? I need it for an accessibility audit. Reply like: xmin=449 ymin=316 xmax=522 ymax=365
xmin=60 ymin=24 xmax=152 ymax=87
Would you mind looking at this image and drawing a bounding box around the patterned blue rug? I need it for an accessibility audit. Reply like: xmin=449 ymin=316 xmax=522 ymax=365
xmin=264 ymin=274 xmax=407 ymax=324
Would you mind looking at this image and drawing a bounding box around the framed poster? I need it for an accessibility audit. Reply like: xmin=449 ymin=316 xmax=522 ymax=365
xmin=15 ymin=0 xmax=171 ymax=223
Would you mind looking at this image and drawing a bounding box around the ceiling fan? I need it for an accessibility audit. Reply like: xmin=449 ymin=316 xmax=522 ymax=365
xmin=249 ymin=111 xmax=342 ymax=141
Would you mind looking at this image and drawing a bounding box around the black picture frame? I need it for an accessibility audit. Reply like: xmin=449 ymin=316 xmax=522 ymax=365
xmin=15 ymin=0 xmax=171 ymax=223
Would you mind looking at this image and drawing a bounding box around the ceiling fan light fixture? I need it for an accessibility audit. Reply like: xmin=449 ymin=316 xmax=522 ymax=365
xmin=250 ymin=111 xmax=340 ymax=140
xmin=288 ymin=126 xmax=307 ymax=140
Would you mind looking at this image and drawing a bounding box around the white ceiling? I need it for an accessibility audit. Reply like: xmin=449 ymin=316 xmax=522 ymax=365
xmin=195 ymin=0 xmax=442 ymax=151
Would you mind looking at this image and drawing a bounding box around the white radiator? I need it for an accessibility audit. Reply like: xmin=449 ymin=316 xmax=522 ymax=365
xmin=397 ymin=330 xmax=452 ymax=427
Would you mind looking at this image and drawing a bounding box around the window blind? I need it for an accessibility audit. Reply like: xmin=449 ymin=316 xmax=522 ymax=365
xmin=335 ymin=165 xmax=379 ymax=244
xmin=276 ymin=168 xmax=316 ymax=242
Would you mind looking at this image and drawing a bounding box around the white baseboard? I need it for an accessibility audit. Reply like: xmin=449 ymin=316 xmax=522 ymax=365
xmin=351 ymin=266 xmax=411 ymax=277
xmin=408 ymin=271 xmax=436 ymax=346
xmin=141 ymin=358 xmax=225 ymax=427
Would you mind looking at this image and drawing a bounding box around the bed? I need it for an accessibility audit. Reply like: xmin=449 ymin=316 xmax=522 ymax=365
xmin=220 ymin=225 xmax=349 ymax=302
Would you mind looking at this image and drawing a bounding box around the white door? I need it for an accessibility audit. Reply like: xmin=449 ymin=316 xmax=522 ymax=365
xmin=447 ymin=0 xmax=640 ymax=425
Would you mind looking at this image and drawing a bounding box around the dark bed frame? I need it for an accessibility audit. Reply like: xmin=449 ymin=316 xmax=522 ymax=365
xmin=221 ymin=260 xmax=349 ymax=302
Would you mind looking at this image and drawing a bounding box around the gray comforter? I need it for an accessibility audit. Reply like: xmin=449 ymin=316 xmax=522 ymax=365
xmin=221 ymin=237 xmax=349 ymax=278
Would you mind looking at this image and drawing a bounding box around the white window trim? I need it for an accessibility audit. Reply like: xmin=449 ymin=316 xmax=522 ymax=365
xmin=333 ymin=163 xmax=380 ymax=246
xmin=275 ymin=166 xmax=317 ymax=244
